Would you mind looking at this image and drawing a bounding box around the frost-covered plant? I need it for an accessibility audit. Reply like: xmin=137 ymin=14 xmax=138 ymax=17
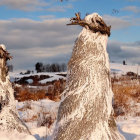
xmin=0 ymin=45 xmax=30 ymax=134
xmin=52 ymin=13 xmax=125 ymax=140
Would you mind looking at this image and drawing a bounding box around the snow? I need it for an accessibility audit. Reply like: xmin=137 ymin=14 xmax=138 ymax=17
xmin=0 ymin=98 xmax=139 ymax=140
xmin=6 ymin=99 xmax=59 ymax=140
xmin=118 ymin=117 xmax=140 ymax=140
xmin=39 ymin=75 xmax=65 ymax=84
xmin=26 ymin=79 xmax=33 ymax=84
xmin=0 ymin=44 xmax=6 ymax=50
xmin=9 ymin=72 xmax=66 ymax=79
xmin=9 ymin=72 xmax=66 ymax=84
xmin=119 ymin=118 xmax=140 ymax=135
xmin=110 ymin=63 xmax=140 ymax=75
xmin=0 ymin=131 xmax=36 ymax=140
xmin=85 ymin=13 xmax=102 ymax=24
xmin=31 ymin=127 xmax=47 ymax=139
xmin=9 ymin=63 xmax=139 ymax=84
xmin=17 ymin=99 xmax=59 ymax=129
xmin=6 ymin=64 xmax=140 ymax=139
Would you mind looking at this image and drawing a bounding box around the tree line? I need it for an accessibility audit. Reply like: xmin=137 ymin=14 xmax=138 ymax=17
xmin=35 ymin=62 xmax=67 ymax=73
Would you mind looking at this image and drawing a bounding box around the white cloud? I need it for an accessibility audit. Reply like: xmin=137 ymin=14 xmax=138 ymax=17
xmin=0 ymin=0 xmax=74 ymax=12
xmin=108 ymin=40 xmax=140 ymax=64
xmin=0 ymin=18 xmax=80 ymax=70
xmin=0 ymin=16 xmax=140 ymax=71
xmin=103 ymin=14 xmax=140 ymax=30
xmin=0 ymin=0 xmax=48 ymax=11
xmin=103 ymin=15 xmax=132 ymax=30
xmin=122 ymin=6 xmax=140 ymax=13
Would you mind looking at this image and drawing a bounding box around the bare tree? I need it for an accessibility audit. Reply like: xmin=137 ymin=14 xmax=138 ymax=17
xmin=61 ymin=63 xmax=67 ymax=72
xmin=52 ymin=13 xmax=125 ymax=140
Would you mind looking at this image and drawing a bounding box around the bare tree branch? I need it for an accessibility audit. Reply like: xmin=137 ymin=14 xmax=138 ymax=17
xmin=67 ymin=12 xmax=111 ymax=37
xmin=0 ymin=48 xmax=12 ymax=60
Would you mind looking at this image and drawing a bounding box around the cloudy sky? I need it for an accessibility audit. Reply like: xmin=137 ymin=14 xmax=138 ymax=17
xmin=0 ymin=0 xmax=140 ymax=71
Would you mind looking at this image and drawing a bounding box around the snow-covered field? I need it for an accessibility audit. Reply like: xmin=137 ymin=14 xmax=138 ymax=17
xmin=1 ymin=98 xmax=139 ymax=140
xmin=20 ymin=99 xmax=140 ymax=140
xmin=9 ymin=63 xmax=140 ymax=82
xmin=118 ymin=117 xmax=140 ymax=140
xmin=17 ymin=98 xmax=140 ymax=140
xmin=3 ymin=63 xmax=139 ymax=140
xmin=9 ymin=72 xmax=66 ymax=83
xmin=111 ymin=63 xmax=140 ymax=75
xmin=17 ymin=99 xmax=59 ymax=140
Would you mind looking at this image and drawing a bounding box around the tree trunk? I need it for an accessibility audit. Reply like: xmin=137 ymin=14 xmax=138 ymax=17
xmin=52 ymin=13 xmax=125 ymax=140
xmin=0 ymin=45 xmax=30 ymax=134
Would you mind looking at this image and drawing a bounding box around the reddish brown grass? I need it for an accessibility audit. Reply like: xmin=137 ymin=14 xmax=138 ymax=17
xmin=23 ymin=115 xmax=38 ymax=122
xmin=15 ymin=86 xmax=47 ymax=102
xmin=112 ymin=78 xmax=140 ymax=116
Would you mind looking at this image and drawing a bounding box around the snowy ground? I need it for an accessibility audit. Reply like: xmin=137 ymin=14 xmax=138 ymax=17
xmin=9 ymin=63 xmax=140 ymax=83
xmin=118 ymin=117 xmax=140 ymax=140
xmin=110 ymin=63 xmax=140 ymax=75
xmin=17 ymin=99 xmax=59 ymax=140
xmin=16 ymin=99 xmax=140 ymax=140
xmin=0 ymin=97 xmax=139 ymax=140
xmin=5 ymin=63 xmax=140 ymax=140
xmin=9 ymin=72 xmax=66 ymax=84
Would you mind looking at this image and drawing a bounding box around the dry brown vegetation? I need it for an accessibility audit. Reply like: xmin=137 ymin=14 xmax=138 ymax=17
xmin=14 ymin=74 xmax=140 ymax=117
xmin=112 ymin=76 xmax=140 ymax=117
xmin=14 ymin=78 xmax=66 ymax=102
xmin=14 ymin=86 xmax=47 ymax=102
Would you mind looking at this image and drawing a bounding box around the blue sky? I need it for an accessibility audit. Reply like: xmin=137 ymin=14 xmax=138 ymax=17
xmin=0 ymin=0 xmax=140 ymax=71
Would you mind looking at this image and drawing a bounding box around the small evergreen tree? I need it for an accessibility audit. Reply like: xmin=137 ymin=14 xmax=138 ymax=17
xmin=35 ymin=62 xmax=43 ymax=73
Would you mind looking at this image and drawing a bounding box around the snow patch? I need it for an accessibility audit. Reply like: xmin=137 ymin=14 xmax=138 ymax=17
xmin=26 ymin=79 xmax=33 ymax=84
xmin=85 ymin=13 xmax=102 ymax=24
xmin=110 ymin=63 xmax=140 ymax=75
xmin=0 ymin=44 xmax=6 ymax=50
xmin=118 ymin=117 xmax=140 ymax=140
xmin=39 ymin=75 xmax=65 ymax=84
xmin=0 ymin=131 xmax=36 ymax=140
